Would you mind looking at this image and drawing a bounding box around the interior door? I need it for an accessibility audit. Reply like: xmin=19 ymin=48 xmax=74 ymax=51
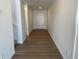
xmin=33 ymin=10 xmax=47 ymax=29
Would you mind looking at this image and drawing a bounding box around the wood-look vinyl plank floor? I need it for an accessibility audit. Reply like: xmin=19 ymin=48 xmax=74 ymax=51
xmin=12 ymin=29 xmax=63 ymax=59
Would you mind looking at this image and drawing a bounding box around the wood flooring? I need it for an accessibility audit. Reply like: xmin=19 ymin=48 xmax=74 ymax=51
xmin=12 ymin=29 xmax=63 ymax=59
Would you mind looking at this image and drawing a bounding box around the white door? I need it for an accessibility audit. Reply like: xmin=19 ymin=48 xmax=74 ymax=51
xmin=33 ymin=10 xmax=47 ymax=29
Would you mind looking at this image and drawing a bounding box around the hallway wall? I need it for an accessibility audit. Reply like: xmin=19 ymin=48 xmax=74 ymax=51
xmin=20 ymin=0 xmax=26 ymax=43
xmin=24 ymin=5 xmax=33 ymax=36
xmin=28 ymin=8 xmax=33 ymax=34
xmin=11 ymin=0 xmax=18 ymax=43
xmin=11 ymin=0 xmax=26 ymax=44
xmin=24 ymin=4 xmax=29 ymax=35
xmin=48 ymin=0 xmax=77 ymax=59
xmin=0 ymin=0 xmax=15 ymax=59
xmin=0 ymin=53 xmax=2 ymax=59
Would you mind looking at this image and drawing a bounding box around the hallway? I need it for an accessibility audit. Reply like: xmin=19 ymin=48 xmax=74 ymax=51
xmin=12 ymin=29 xmax=63 ymax=59
xmin=0 ymin=0 xmax=77 ymax=59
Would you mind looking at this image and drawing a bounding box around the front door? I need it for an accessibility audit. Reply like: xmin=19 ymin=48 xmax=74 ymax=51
xmin=33 ymin=10 xmax=47 ymax=29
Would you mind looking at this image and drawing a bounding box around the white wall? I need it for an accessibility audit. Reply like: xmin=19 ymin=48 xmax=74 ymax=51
xmin=20 ymin=0 xmax=26 ymax=43
xmin=24 ymin=5 xmax=33 ymax=35
xmin=28 ymin=8 xmax=33 ymax=34
xmin=11 ymin=0 xmax=18 ymax=43
xmin=0 ymin=0 xmax=15 ymax=59
xmin=0 ymin=53 xmax=2 ymax=59
xmin=48 ymin=0 xmax=77 ymax=59
xmin=24 ymin=4 xmax=29 ymax=35
xmin=48 ymin=6 xmax=53 ymax=33
xmin=11 ymin=0 xmax=26 ymax=44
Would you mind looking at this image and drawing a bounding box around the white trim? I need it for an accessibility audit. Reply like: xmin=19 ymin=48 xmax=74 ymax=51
xmin=72 ymin=9 xmax=78 ymax=59
xmin=10 ymin=50 xmax=15 ymax=59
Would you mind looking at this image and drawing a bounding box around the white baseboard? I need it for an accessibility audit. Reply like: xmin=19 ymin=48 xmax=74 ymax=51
xmin=10 ymin=50 xmax=15 ymax=59
xmin=48 ymin=30 xmax=65 ymax=59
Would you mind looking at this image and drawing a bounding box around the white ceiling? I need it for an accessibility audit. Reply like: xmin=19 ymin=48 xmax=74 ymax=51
xmin=24 ymin=0 xmax=53 ymax=10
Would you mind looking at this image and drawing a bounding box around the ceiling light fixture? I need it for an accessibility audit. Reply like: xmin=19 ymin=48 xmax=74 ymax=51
xmin=38 ymin=6 xmax=42 ymax=9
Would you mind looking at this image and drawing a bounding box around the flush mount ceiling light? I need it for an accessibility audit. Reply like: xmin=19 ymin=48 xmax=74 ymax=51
xmin=38 ymin=6 xmax=42 ymax=9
